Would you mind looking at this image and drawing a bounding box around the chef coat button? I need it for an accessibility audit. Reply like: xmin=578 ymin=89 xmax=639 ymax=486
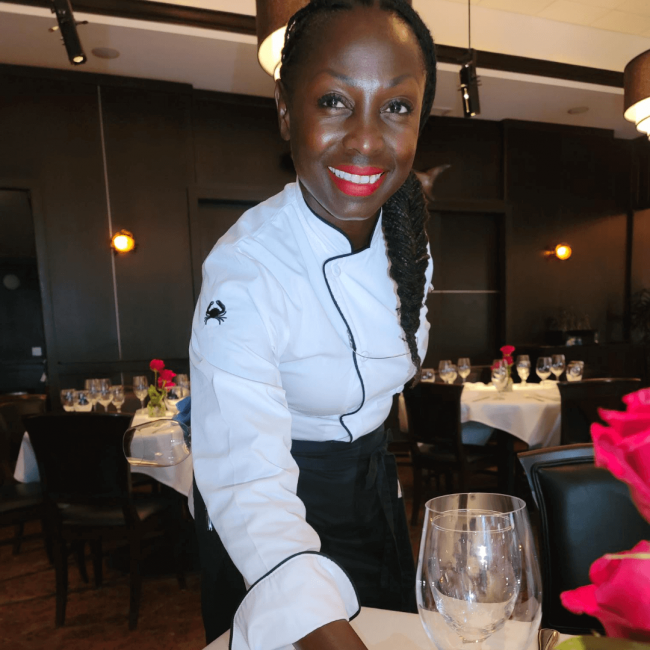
xmin=331 ymin=264 xmax=341 ymax=277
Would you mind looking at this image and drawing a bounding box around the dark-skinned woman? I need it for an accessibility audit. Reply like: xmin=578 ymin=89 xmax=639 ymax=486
xmin=190 ymin=1 xmax=437 ymax=649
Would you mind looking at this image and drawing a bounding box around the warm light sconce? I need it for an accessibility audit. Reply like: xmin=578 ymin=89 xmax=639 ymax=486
xmin=545 ymin=243 xmax=572 ymax=261
xmin=111 ymin=230 xmax=136 ymax=254
xmin=624 ymin=49 xmax=650 ymax=139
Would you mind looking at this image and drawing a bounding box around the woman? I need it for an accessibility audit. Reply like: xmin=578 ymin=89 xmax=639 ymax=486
xmin=190 ymin=1 xmax=436 ymax=648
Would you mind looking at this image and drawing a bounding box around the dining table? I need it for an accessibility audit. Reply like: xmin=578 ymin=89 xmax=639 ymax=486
xmin=205 ymin=606 xmax=571 ymax=650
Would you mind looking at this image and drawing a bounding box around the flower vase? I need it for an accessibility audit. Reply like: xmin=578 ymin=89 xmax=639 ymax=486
xmin=504 ymin=377 xmax=514 ymax=392
xmin=148 ymin=399 xmax=167 ymax=418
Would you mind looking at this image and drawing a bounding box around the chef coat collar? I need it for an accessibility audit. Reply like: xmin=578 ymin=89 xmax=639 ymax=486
xmin=293 ymin=179 xmax=382 ymax=257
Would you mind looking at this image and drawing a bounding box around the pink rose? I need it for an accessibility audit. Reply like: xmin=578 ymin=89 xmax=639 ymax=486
xmin=501 ymin=345 xmax=515 ymax=356
xmin=591 ymin=388 xmax=650 ymax=523
xmin=561 ymin=541 xmax=650 ymax=641
xmin=150 ymin=359 xmax=165 ymax=373
xmin=159 ymin=368 xmax=176 ymax=383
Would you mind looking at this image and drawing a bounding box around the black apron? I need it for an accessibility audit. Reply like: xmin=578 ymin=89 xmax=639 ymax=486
xmin=193 ymin=426 xmax=416 ymax=644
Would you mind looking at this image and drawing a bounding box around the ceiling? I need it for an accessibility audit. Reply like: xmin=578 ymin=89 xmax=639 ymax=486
xmin=0 ymin=0 xmax=649 ymax=138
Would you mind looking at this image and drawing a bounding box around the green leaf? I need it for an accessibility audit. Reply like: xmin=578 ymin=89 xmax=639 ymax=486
xmin=557 ymin=637 xmax=650 ymax=650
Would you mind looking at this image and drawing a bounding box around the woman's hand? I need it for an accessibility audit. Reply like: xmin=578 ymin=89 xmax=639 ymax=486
xmin=295 ymin=619 xmax=369 ymax=650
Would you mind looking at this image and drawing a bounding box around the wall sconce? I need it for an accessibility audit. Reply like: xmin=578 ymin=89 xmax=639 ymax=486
xmin=111 ymin=230 xmax=136 ymax=254
xmin=545 ymin=243 xmax=572 ymax=261
xmin=624 ymin=49 xmax=650 ymax=139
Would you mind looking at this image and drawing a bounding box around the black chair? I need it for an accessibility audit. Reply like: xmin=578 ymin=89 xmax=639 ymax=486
xmin=0 ymin=410 xmax=45 ymax=556
xmin=519 ymin=444 xmax=650 ymax=634
xmin=558 ymin=378 xmax=641 ymax=445
xmin=25 ymin=413 xmax=185 ymax=629
xmin=402 ymin=382 xmax=503 ymax=525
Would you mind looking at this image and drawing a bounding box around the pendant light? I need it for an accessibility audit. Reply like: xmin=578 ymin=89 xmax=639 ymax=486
xmin=624 ymin=49 xmax=650 ymax=139
xmin=459 ymin=0 xmax=480 ymax=118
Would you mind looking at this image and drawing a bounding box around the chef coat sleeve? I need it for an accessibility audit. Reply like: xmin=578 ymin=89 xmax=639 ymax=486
xmin=190 ymin=247 xmax=359 ymax=650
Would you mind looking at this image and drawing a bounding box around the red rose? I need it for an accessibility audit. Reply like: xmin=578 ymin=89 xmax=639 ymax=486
xmin=500 ymin=345 xmax=516 ymax=356
xmin=159 ymin=368 xmax=176 ymax=382
xmin=591 ymin=391 xmax=650 ymax=523
xmin=150 ymin=359 xmax=165 ymax=372
xmin=561 ymin=540 xmax=650 ymax=640
xmin=504 ymin=355 xmax=514 ymax=366
xmin=158 ymin=378 xmax=176 ymax=389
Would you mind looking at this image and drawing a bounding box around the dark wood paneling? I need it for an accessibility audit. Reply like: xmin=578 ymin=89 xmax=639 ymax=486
xmin=100 ymin=84 xmax=195 ymax=361
xmin=632 ymin=208 xmax=650 ymax=295
xmin=0 ymin=73 xmax=118 ymax=366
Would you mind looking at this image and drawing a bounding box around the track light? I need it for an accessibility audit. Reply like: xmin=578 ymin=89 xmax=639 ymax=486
xmin=50 ymin=0 xmax=87 ymax=65
xmin=111 ymin=230 xmax=137 ymax=254
xmin=460 ymin=56 xmax=480 ymax=118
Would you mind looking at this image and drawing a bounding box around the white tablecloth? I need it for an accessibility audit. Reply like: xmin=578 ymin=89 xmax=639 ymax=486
xmin=205 ymin=606 xmax=570 ymax=650
xmin=13 ymin=409 xmax=194 ymax=503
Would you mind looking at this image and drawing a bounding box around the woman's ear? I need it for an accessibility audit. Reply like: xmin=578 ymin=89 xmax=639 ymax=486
xmin=275 ymin=80 xmax=291 ymax=142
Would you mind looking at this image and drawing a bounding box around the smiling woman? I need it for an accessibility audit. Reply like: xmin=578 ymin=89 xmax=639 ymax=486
xmin=189 ymin=2 xmax=437 ymax=650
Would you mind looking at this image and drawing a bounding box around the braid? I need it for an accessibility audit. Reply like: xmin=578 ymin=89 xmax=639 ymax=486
xmin=281 ymin=0 xmax=435 ymax=381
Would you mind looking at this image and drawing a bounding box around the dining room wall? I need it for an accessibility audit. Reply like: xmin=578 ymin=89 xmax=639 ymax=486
xmin=0 ymin=62 xmax=641 ymax=399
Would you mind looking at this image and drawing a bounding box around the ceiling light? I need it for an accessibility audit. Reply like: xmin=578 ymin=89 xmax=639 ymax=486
xmin=111 ymin=230 xmax=136 ymax=254
xmin=567 ymin=106 xmax=588 ymax=115
xmin=624 ymin=49 xmax=650 ymax=139
xmin=50 ymin=0 xmax=87 ymax=66
xmin=92 ymin=47 xmax=120 ymax=60
xmin=460 ymin=58 xmax=480 ymax=118
xmin=545 ymin=244 xmax=572 ymax=261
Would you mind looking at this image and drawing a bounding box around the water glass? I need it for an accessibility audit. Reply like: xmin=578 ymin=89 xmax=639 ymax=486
xmin=551 ymin=354 xmax=566 ymax=381
xmin=85 ymin=378 xmax=100 ymax=411
xmin=133 ymin=375 xmax=149 ymax=411
xmin=123 ymin=418 xmax=191 ymax=467
xmin=417 ymin=493 xmax=542 ymax=650
xmin=439 ymin=360 xmax=452 ymax=384
xmin=457 ymin=358 xmax=471 ymax=383
xmin=73 ymin=389 xmax=93 ymax=412
xmin=60 ymin=388 xmax=76 ymax=412
xmin=536 ymin=357 xmax=552 ymax=382
xmin=491 ymin=359 xmax=508 ymax=397
xmin=515 ymin=355 xmax=531 ymax=385
xmin=111 ymin=385 xmax=125 ymax=412
xmin=566 ymin=360 xmax=585 ymax=382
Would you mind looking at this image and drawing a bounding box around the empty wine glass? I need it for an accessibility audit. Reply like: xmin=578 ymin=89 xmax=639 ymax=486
xmin=566 ymin=360 xmax=585 ymax=382
xmin=60 ymin=388 xmax=76 ymax=412
xmin=491 ymin=359 xmax=508 ymax=399
xmin=439 ymin=360 xmax=452 ymax=384
xmin=73 ymin=389 xmax=93 ymax=412
xmin=446 ymin=364 xmax=458 ymax=385
xmin=422 ymin=368 xmax=435 ymax=381
xmin=133 ymin=375 xmax=149 ymax=411
xmin=165 ymin=385 xmax=189 ymax=413
xmin=176 ymin=374 xmax=190 ymax=392
xmin=123 ymin=418 xmax=191 ymax=467
xmin=85 ymin=378 xmax=100 ymax=411
xmin=457 ymin=358 xmax=471 ymax=383
xmin=551 ymin=354 xmax=566 ymax=381
xmin=97 ymin=379 xmax=113 ymax=412
xmin=111 ymin=385 xmax=125 ymax=413
xmin=536 ymin=357 xmax=552 ymax=383
xmin=417 ymin=493 xmax=542 ymax=650
xmin=516 ymin=355 xmax=531 ymax=385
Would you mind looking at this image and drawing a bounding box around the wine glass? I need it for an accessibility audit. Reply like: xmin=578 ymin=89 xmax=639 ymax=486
xmin=73 ymin=389 xmax=93 ymax=412
xmin=165 ymin=385 xmax=189 ymax=413
xmin=97 ymin=379 xmax=113 ymax=412
xmin=516 ymin=355 xmax=531 ymax=385
xmin=60 ymin=388 xmax=76 ymax=412
xmin=132 ymin=375 xmax=149 ymax=411
xmin=566 ymin=360 xmax=584 ymax=382
xmin=176 ymin=374 xmax=190 ymax=392
xmin=111 ymin=385 xmax=125 ymax=413
xmin=85 ymin=378 xmax=100 ymax=411
xmin=123 ymin=418 xmax=191 ymax=467
xmin=536 ymin=357 xmax=552 ymax=383
xmin=417 ymin=493 xmax=542 ymax=650
xmin=446 ymin=364 xmax=458 ymax=385
xmin=421 ymin=369 xmax=435 ymax=381
xmin=491 ymin=359 xmax=508 ymax=398
xmin=457 ymin=358 xmax=471 ymax=383
xmin=551 ymin=354 xmax=566 ymax=381
xmin=438 ymin=360 xmax=452 ymax=384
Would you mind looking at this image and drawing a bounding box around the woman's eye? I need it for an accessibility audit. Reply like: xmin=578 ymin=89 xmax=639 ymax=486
xmin=318 ymin=94 xmax=347 ymax=109
xmin=385 ymin=100 xmax=412 ymax=115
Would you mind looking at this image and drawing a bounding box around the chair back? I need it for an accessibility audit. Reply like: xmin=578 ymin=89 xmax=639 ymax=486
xmin=558 ymin=378 xmax=641 ymax=444
xmin=518 ymin=444 xmax=650 ymax=634
xmin=25 ymin=413 xmax=134 ymax=506
xmin=402 ymin=382 xmax=464 ymax=452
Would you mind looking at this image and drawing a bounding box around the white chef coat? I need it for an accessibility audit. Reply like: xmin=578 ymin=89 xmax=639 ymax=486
xmin=190 ymin=180 xmax=433 ymax=650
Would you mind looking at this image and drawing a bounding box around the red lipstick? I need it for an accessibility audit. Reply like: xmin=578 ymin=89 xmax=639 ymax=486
xmin=327 ymin=165 xmax=387 ymax=197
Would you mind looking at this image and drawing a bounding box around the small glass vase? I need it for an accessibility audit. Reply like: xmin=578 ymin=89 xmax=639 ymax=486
xmin=147 ymin=399 xmax=167 ymax=418
xmin=504 ymin=377 xmax=514 ymax=392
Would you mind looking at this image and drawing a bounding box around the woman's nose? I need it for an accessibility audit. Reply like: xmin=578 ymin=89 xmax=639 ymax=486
xmin=341 ymin=112 xmax=384 ymax=157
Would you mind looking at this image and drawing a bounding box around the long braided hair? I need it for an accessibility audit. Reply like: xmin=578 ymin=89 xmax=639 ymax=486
xmin=280 ymin=0 xmax=436 ymax=381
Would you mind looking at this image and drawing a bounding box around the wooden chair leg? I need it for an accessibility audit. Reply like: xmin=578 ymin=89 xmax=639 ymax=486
xmin=411 ymin=465 xmax=423 ymax=526
xmin=12 ymin=522 xmax=24 ymax=555
xmin=72 ymin=541 xmax=89 ymax=583
xmin=54 ymin=540 xmax=68 ymax=627
xmin=128 ymin=535 xmax=142 ymax=630
xmin=90 ymin=540 xmax=103 ymax=588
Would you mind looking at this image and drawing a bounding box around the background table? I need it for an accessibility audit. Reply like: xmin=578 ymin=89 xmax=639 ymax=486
xmin=206 ymin=607 xmax=570 ymax=650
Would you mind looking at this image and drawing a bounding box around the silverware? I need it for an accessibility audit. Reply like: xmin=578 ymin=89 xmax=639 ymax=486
xmin=538 ymin=628 xmax=560 ymax=650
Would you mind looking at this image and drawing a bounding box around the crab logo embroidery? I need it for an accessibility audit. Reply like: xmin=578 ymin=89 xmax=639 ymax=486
xmin=204 ymin=300 xmax=227 ymax=325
